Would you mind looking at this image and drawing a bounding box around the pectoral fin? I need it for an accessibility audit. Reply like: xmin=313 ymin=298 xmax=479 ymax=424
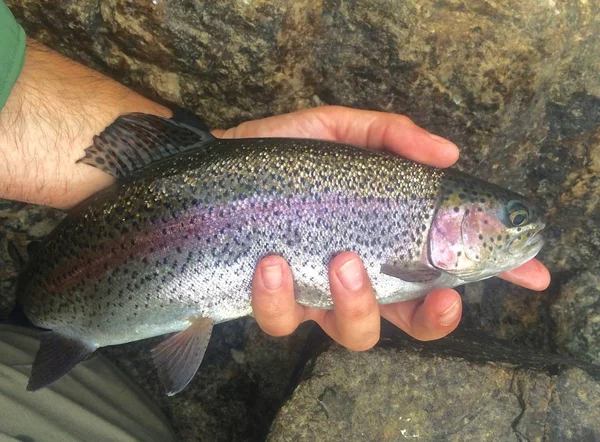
xmin=151 ymin=318 xmax=214 ymax=396
xmin=28 ymin=331 xmax=97 ymax=391
xmin=380 ymin=263 xmax=441 ymax=283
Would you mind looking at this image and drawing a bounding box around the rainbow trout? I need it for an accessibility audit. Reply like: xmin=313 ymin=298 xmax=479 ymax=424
xmin=19 ymin=113 xmax=545 ymax=395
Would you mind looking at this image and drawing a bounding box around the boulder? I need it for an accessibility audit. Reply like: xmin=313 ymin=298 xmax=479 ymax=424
xmin=2 ymin=1 xmax=600 ymax=440
xmin=268 ymin=329 xmax=600 ymax=442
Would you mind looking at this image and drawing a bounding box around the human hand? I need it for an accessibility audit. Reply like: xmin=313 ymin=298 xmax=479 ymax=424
xmin=213 ymin=106 xmax=551 ymax=350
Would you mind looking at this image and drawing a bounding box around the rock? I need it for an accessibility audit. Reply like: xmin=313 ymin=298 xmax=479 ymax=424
xmin=552 ymin=272 xmax=600 ymax=366
xmin=460 ymin=279 xmax=550 ymax=348
xmin=103 ymin=319 xmax=313 ymax=442
xmin=268 ymin=331 xmax=600 ymax=442
xmin=0 ymin=201 xmax=64 ymax=320
xmin=2 ymin=1 xmax=600 ymax=440
xmin=6 ymin=0 xmax=600 ymax=354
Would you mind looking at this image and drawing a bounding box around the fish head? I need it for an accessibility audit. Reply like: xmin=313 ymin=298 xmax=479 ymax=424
xmin=428 ymin=171 xmax=546 ymax=282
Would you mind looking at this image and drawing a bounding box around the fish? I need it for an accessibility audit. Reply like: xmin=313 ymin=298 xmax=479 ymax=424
xmin=17 ymin=113 xmax=546 ymax=396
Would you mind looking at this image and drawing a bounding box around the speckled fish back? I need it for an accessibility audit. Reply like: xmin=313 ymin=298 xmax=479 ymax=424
xmin=20 ymin=138 xmax=444 ymax=344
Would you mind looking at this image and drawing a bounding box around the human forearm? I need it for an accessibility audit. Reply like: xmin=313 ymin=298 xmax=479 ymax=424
xmin=0 ymin=39 xmax=171 ymax=209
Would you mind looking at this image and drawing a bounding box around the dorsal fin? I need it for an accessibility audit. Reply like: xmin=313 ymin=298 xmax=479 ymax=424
xmin=77 ymin=113 xmax=216 ymax=179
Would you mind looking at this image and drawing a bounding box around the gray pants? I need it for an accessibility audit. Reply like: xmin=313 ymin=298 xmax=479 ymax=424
xmin=0 ymin=325 xmax=175 ymax=442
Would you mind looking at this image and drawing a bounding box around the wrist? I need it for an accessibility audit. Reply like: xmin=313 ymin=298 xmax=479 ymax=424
xmin=0 ymin=39 xmax=172 ymax=209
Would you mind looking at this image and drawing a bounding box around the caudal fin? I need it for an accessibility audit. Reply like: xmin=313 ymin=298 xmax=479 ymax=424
xmin=151 ymin=318 xmax=214 ymax=396
xmin=28 ymin=331 xmax=96 ymax=391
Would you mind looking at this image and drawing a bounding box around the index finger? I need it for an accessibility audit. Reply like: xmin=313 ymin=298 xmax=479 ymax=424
xmin=314 ymin=106 xmax=459 ymax=168
xmin=217 ymin=106 xmax=459 ymax=168
xmin=498 ymin=258 xmax=551 ymax=291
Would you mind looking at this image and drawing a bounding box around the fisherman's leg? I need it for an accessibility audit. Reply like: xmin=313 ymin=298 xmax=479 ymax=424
xmin=0 ymin=324 xmax=176 ymax=442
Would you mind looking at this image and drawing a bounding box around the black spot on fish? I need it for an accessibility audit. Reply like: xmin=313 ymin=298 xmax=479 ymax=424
xmin=453 ymin=207 xmax=460 ymax=213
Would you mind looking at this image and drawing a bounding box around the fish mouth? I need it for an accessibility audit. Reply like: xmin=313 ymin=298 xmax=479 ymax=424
xmin=524 ymin=234 xmax=544 ymax=257
xmin=509 ymin=229 xmax=545 ymax=260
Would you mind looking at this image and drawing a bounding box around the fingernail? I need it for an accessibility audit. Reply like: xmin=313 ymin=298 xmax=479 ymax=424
xmin=337 ymin=258 xmax=364 ymax=292
xmin=428 ymin=133 xmax=459 ymax=162
xmin=439 ymin=299 xmax=461 ymax=326
xmin=261 ymin=263 xmax=283 ymax=290
xmin=428 ymin=133 xmax=451 ymax=144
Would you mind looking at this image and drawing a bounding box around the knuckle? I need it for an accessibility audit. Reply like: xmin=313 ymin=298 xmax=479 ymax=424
xmin=254 ymin=297 xmax=291 ymax=321
xmin=320 ymin=105 xmax=345 ymax=115
xmin=253 ymin=302 xmax=299 ymax=337
xmin=261 ymin=321 xmax=298 ymax=337
xmin=397 ymin=114 xmax=414 ymax=126
xmin=343 ymin=331 xmax=380 ymax=352
xmin=337 ymin=301 xmax=373 ymax=322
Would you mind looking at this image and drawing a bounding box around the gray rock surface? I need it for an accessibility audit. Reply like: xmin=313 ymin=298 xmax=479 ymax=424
xmin=0 ymin=201 xmax=63 ymax=320
xmin=552 ymin=272 xmax=600 ymax=366
xmin=268 ymin=335 xmax=600 ymax=442
xmin=2 ymin=0 xmax=600 ymax=440
xmin=104 ymin=319 xmax=312 ymax=442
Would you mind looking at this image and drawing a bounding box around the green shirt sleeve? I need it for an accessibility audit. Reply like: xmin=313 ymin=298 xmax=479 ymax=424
xmin=0 ymin=1 xmax=26 ymax=110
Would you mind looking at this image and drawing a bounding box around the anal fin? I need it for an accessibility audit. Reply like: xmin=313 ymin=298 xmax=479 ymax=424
xmin=28 ymin=331 xmax=97 ymax=391
xmin=151 ymin=318 xmax=214 ymax=396
xmin=380 ymin=263 xmax=441 ymax=283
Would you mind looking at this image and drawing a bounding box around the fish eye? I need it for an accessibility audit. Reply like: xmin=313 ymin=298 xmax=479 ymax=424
xmin=507 ymin=201 xmax=529 ymax=227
